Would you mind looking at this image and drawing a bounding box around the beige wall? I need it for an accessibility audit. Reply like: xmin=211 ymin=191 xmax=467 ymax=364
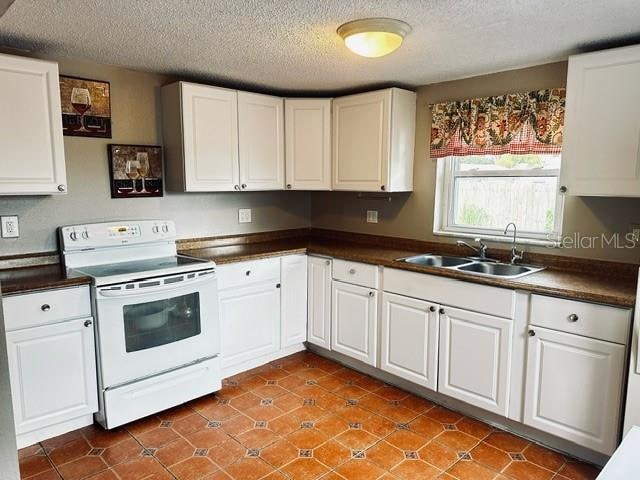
xmin=0 ymin=58 xmax=310 ymax=255
xmin=311 ymin=62 xmax=640 ymax=264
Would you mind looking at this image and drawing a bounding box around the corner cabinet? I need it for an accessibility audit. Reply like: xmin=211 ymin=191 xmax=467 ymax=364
xmin=284 ymin=98 xmax=332 ymax=190
xmin=561 ymin=44 xmax=640 ymax=196
xmin=0 ymin=53 xmax=67 ymax=195
xmin=332 ymin=88 xmax=416 ymax=192
xmin=307 ymin=256 xmax=332 ymax=349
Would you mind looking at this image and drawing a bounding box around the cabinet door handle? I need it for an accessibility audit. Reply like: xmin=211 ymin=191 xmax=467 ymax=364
xmin=568 ymin=313 xmax=579 ymax=322
xmin=429 ymin=306 xmax=436 ymax=312
xmin=286 ymin=184 xmax=292 ymax=189
xmin=276 ymin=283 xmax=281 ymax=289
xmin=380 ymin=185 xmax=386 ymax=191
xmin=438 ymin=308 xmax=445 ymax=314
xmin=348 ymin=268 xmax=356 ymax=274
xmin=245 ymin=270 xmax=251 ymax=276
xmin=241 ymin=184 xmax=247 ymax=189
xmin=57 ymin=184 xmax=66 ymax=192
xmin=325 ymin=260 xmax=331 ymax=266
xmin=528 ymin=329 xmax=536 ymax=337
xmin=559 ymin=185 xmax=567 ymax=193
xmin=368 ymin=291 xmax=374 ymax=297
xmin=84 ymin=320 xmax=93 ymax=327
xmin=234 ymin=185 xmax=240 ymax=191
xmin=41 ymin=304 xmax=51 ymax=312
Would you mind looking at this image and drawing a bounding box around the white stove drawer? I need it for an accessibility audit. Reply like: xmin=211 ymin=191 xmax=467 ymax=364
xmin=3 ymin=286 xmax=91 ymax=331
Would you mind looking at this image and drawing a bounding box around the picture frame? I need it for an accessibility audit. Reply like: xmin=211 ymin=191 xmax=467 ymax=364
xmin=59 ymin=75 xmax=112 ymax=138
xmin=107 ymin=144 xmax=163 ymax=198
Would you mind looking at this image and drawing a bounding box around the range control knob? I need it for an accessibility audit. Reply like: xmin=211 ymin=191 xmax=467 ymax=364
xmin=69 ymin=231 xmax=78 ymax=241
xmin=81 ymin=230 xmax=89 ymax=239
xmin=152 ymin=225 xmax=160 ymax=234
xmin=162 ymin=224 xmax=169 ymax=233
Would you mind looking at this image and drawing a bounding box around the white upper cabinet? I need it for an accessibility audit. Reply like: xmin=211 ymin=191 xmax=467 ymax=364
xmin=162 ymin=82 xmax=239 ymax=191
xmin=332 ymin=88 xmax=416 ymax=192
xmin=0 ymin=54 xmax=66 ymax=195
xmin=284 ymin=98 xmax=331 ymax=190
xmin=238 ymin=91 xmax=285 ymax=190
xmin=561 ymin=44 xmax=640 ymax=196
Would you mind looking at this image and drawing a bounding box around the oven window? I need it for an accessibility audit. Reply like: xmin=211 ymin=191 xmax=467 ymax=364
xmin=123 ymin=292 xmax=201 ymax=353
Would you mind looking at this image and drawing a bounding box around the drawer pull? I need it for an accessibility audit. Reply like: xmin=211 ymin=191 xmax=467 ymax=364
xmin=245 ymin=270 xmax=251 ymax=276
xmin=84 ymin=320 xmax=93 ymax=327
xmin=528 ymin=329 xmax=536 ymax=337
xmin=348 ymin=268 xmax=356 ymax=274
xmin=41 ymin=304 xmax=51 ymax=312
xmin=568 ymin=313 xmax=579 ymax=322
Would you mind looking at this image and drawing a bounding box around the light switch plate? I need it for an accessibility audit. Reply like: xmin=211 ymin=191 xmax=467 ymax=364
xmin=366 ymin=210 xmax=378 ymax=224
xmin=238 ymin=208 xmax=252 ymax=224
xmin=1 ymin=215 xmax=19 ymax=238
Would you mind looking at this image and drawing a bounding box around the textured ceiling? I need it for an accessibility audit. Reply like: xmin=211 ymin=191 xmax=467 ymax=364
xmin=1 ymin=0 xmax=640 ymax=94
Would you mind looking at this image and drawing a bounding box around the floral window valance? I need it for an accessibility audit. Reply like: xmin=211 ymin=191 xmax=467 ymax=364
xmin=429 ymin=88 xmax=565 ymax=158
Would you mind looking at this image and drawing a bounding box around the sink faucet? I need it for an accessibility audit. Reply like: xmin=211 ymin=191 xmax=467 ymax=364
xmin=504 ymin=222 xmax=523 ymax=264
xmin=456 ymin=238 xmax=488 ymax=260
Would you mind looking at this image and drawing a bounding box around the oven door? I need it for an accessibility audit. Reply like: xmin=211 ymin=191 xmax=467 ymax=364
xmin=94 ymin=270 xmax=219 ymax=388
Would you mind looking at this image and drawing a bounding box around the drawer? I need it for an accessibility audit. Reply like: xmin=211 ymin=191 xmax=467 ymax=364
xmin=3 ymin=285 xmax=91 ymax=331
xmin=383 ymin=268 xmax=514 ymax=319
xmin=216 ymin=257 xmax=280 ymax=291
xmin=332 ymin=259 xmax=379 ymax=289
xmin=529 ymin=294 xmax=631 ymax=344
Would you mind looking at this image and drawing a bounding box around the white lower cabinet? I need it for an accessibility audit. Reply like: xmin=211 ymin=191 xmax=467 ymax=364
xmin=281 ymin=254 xmax=308 ymax=347
xmin=523 ymin=326 xmax=625 ymax=454
xmin=331 ymin=280 xmax=377 ymax=366
xmin=438 ymin=306 xmax=513 ymax=416
xmin=219 ymin=280 xmax=281 ymax=370
xmin=307 ymin=256 xmax=332 ymax=349
xmin=381 ymin=293 xmax=438 ymax=390
xmin=6 ymin=316 xmax=98 ymax=442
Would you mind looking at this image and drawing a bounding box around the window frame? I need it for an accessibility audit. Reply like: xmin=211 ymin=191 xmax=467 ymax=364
xmin=433 ymin=156 xmax=564 ymax=246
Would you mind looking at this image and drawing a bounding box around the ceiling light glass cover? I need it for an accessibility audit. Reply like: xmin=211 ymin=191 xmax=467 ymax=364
xmin=337 ymin=18 xmax=411 ymax=58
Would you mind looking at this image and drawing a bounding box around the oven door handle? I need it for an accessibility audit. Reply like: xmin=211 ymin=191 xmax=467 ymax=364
xmin=97 ymin=272 xmax=215 ymax=298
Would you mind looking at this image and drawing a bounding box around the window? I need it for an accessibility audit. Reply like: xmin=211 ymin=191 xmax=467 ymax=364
xmin=434 ymin=153 xmax=563 ymax=243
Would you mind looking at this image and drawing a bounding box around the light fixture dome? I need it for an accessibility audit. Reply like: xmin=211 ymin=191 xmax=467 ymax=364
xmin=337 ymin=18 xmax=411 ymax=58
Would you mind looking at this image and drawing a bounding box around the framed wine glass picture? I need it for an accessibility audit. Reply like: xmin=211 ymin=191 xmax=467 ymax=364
xmin=59 ymin=76 xmax=111 ymax=138
xmin=108 ymin=144 xmax=163 ymax=198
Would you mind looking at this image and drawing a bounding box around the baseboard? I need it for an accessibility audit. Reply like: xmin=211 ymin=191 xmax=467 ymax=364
xmin=222 ymin=343 xmax=306 ymax=379
xmin=16 ymin=414 xmax=94 ymax=449
xmin=307 ymin=344 xmax=610 ymax=467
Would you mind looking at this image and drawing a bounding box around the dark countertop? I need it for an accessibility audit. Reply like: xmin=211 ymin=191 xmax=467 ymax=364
xmin=184 ymin=238 xmax=638 ymax=308
xmin=0 ymin=264 xmax=92 ymax=296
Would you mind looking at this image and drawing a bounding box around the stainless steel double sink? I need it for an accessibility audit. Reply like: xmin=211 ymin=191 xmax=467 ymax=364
xmin=398 ymin=254 xmax=544 ymax=279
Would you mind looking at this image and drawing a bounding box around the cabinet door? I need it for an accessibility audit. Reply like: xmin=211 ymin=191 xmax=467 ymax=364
xmin=0 ymin=54 xmax=66 ymax=195
xmin=238 ymin=92 xmax=284 ymax=190
xmin=332 ymin=90 xmax=390 ymax=191
xmin=6 ymin=317 xmax=98 ymax=435
xmin=438 ymin=306 xmax=512 ymax=416
xmin=219 ymin=280 xmax=280 ymax=369
xmin=381 ymin=293 xmax=438 ymax=390
xmin=331 ymin=281 xmax=377 ymax=366
xmin=281 ymin=255 xmax=308 ymax=348
xmin=181 ymin=83 xmax=240 ymax=191
xmin=285 ymin=98 xmax=331 ymax=190
xmin=524 ymin=326 xmax=625 ymax=454
xmin=307 ymin=256 xmax=332 ymax=349
xmin=561 ymin=45 xmax=640 ymax=196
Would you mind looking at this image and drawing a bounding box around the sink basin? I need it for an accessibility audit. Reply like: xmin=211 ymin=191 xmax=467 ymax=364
xmin=401 ymin=254 xmax=473 ymax=267
xmin=456 ymin=262 xmax=544 ymax=278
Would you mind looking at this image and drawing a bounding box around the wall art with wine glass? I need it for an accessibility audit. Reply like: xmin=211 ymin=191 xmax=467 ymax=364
xmin=107 ymin=144 xmax=163 ymax=198
xmin=59 ymin=76 xmax=111 ymax=138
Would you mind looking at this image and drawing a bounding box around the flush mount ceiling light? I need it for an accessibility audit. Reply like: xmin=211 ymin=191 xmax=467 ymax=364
xmin=337 ymin=18 xmax=411 ymax=58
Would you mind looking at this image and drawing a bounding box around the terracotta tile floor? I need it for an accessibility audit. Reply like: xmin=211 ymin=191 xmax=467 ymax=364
xmin=18 ymin=351 xmax=602 ymax=480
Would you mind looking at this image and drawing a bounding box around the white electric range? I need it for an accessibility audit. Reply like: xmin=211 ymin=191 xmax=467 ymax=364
xmin=60 ymin=220 xmax=221 ymax=429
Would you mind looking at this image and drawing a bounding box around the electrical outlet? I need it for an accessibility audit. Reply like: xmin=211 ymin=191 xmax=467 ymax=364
xmin=366 ymin=210 xmax=378 ymax=224
xmin=238 ymin=208 xmax=252 ymax=224
xmin=1 ymin=215 xmax=19 ymax=238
